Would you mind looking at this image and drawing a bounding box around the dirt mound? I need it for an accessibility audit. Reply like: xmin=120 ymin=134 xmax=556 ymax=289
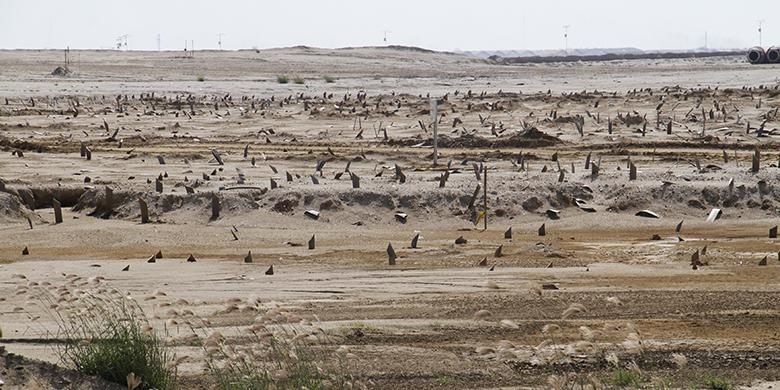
xmin=262 ymin=184 xmax=578 ymax=225
xmin=73 ymin=188 xmax=263 ymax=223
xmin=0 ymin=347 xmax=122 ymax=390
xmin=0 ymin=136 xmax=49 ymax=153
xmin=4 ymin=185 xmax=87 ymax=209
xmin=50 ymin=66 xmax=71 ymax=77
xmin=392 ymin=128 xmax=563 ymax=149
xmin=599 ymin=179 xmax=777 ymax=213
xmin=0 ymin=191 xmax=40 ymax=223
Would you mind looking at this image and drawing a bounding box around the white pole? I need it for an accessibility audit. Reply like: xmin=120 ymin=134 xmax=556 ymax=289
xmin=431 ymin=98 xmax=438 ymax=166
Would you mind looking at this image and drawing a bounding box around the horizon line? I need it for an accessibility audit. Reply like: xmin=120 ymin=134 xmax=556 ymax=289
xmin=0 ymin=45 xmax=753 ymax=53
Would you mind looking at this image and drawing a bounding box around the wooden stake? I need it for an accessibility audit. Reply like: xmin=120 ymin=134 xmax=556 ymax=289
xmin=139 ymin=198 xmax=149 ymax=223
xmin=53 ymin=198 xmax=63 ymax=224
xmin=483 ymin=167 xmax=488 ymax=231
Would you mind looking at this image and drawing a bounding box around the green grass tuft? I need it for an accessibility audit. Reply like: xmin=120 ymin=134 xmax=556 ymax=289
xmin=33 ymin=285 xmax=177 ymax=389
xmin=703 ymin=375 xmax=734 ymax=390
xmin=323 ymin=75 xmax=336 ymax=83
xmin=612 ymin=368 xmax=642 ymax=388
xmin=196 ymin=76 xmax=205 ymax=82
xmin=276 ymin=75 xmax=289 ymax=84
xmin=293 ymin=76 xmax=305 ymax=85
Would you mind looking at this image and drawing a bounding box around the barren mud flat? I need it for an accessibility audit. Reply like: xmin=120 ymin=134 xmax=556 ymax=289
xmin=1 ymin=48 xmax=780 ymax=389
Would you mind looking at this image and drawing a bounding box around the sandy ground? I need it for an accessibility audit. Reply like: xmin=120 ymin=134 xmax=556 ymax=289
xmin=1 ymin=47 xmax=780 ymax=389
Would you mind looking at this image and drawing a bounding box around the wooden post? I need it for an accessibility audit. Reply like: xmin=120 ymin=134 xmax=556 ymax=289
xmin=483 ymin=167 xmax=487 ymax=231
xmin=431 ymin=98 xmax=438 ymax=166
xmin=53 ymin=198 xmax=63 ymax=224
xmin=139 ymin=198 xmax=149 ymax=224
xmin=752 ymin=148 xmax=760 ymax=173
xmin=211 ymin=194 xmax=220 ymax=220
xmin=702 ymin=114 xmax=706 ymax=137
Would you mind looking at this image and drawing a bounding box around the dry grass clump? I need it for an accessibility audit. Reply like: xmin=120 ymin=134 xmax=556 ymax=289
xmin=473 ymin=299 xmax=651 ymax=382
xmin=27 ymin=277 xmax=177 ymax=390
xmin=546 ymin=372 xmax=603 ymax=390
xmin=191 ymin=306 xmax=364 ymax=389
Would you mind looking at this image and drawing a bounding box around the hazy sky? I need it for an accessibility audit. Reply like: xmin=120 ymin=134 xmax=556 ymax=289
xmin=2 ymin=0 xmax=779 ymax=51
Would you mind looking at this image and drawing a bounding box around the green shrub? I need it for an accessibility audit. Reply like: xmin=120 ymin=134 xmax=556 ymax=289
xmin=33 ymin=284 xmax=177 ymax=389
xmin=196 ymin=76 xmax=205 ymax=82
xmin=323 ymin=75 xmax=336 ymax=83
xmin=276 ymin=75 xmax=289 ymax=84
xmin=293 ymin=76 xmax=305 ymax=85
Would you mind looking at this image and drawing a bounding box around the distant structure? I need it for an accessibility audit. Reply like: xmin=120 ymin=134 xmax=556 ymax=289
xmin=383 ymin=30 xmax=392 ymax=44
xmin=747 ymin=46 xmax=780 ymax=64
xmin=218 ymin=33 xmax=224 ymax=50
xmin=184 ymin=40 xmax=195 ymax=58
xmin=563 ymin=25 xmax=570 ymax=53
xmin=116 ymin=35 xmax=128 ymax=50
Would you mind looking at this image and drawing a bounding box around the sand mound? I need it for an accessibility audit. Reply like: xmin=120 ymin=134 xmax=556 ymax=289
xmin=56 ymin=169 xmax=779 ymax=226
xmin=0 ymin=191 xmax=39 ymax=223
xmin=73 ymin=188 xmax=263 ymax=223
xmin=391 ymin=127 xmax=563 ymax=149
xmin=50 ymin=66 xmax=71 ymax=77
xmin=0 ymin=346 xmax=122 ymax=389
xmin=4 ymin=185 xmax=87 ymax=209
xmin=261 ymin=183 xmax=590 ymax=225
xmin=0 ymin=136 xmax=49 ymax=153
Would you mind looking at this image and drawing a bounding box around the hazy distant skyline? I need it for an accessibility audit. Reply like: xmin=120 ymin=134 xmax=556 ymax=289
xmin=2 ymin=0 xmax=779 ymax=51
